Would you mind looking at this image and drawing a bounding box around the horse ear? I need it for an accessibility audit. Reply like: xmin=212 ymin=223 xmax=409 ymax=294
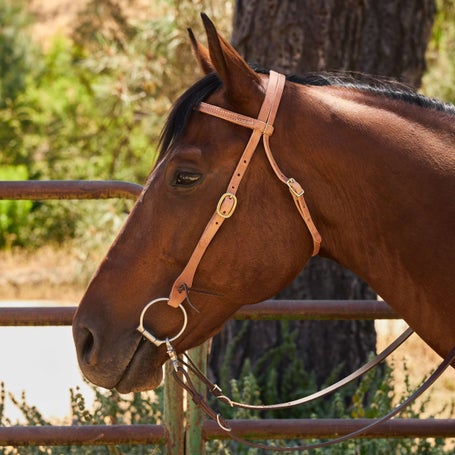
xmin=200 ymin=13 xmax=262 ymax=103
xmin=188 ymin=28 xmax=214 ymax=75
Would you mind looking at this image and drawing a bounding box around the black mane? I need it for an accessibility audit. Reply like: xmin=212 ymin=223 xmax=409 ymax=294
xmin=158 ymin=70 xmax=455 ymax=158
xmin=158 ymin=73 xmax=221 ymax=159
xmin=286 ymin=71 xmax=455 ymax=117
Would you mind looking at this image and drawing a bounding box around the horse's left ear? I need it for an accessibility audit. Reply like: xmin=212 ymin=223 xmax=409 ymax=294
xmin=201 ymin=13 xmax=262 ymax=104
xmin=188 ymin=28 xmax=214 ymax=75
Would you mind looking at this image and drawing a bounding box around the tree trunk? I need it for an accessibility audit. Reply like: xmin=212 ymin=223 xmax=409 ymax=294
xmin=209 ymin=0 xmax=435 ymax=397
xmin=232 ymin=0 xmax=434 ymax=87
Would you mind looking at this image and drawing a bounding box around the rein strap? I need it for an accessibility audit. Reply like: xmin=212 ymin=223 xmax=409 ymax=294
xmin=169 ymin=335 xmax=455 ymax=452
xmin=168 ymin=71 xmax=321 ymax=308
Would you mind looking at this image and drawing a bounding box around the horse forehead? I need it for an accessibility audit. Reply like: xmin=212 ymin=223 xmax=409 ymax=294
xmin=142 ymin=90 xmax=261 ymax=198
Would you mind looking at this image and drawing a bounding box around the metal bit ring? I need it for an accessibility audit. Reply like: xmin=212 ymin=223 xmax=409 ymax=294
xmin=137 ymin=297 xmax=188 ymax=347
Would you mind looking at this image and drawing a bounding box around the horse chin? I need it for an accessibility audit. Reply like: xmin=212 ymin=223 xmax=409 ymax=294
xmin=114 ymin=340 xmax=166 ymax=393
xmin=115 ymin=365 xmax=164 ymax=393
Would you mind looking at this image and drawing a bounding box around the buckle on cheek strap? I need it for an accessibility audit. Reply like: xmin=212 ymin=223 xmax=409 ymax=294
xmin=216 ymin=193 xmax=237 ymax=218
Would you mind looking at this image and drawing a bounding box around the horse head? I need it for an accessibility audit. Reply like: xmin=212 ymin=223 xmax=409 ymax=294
xmin=72 ymin=15 xmax=318 ymax=392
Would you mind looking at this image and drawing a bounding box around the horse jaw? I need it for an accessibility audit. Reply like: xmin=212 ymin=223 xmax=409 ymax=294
xmin=113 ymin=342 xmax=165 ymax=393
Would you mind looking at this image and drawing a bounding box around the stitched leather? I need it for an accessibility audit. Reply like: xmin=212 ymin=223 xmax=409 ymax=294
xmin=198 ymin=103 xmax=275 ymax=136
xmin=168 ymin=71 xmax=321 ymax=308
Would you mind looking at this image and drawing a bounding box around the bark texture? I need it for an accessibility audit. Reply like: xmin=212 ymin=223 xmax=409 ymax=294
xmin=209 ymin=0 xmax=435 ymax=394
xmin=232 ymin=0 xmax=435 ymax=88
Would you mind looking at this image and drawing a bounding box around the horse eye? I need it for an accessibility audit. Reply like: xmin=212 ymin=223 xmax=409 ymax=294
xmin=173 ymin=171 xmax=202 ymax=187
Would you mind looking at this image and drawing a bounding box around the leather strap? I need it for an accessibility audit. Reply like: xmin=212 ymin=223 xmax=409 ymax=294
xmin=197 ymin=103 xmax=274 ymax=136
xmin=181 ymin=327 xmax=414 ymax=410
xmin=171 ymin=338 xmax=455 ymax=452
xmin=168 ymin=71 xmax=321 ymax=308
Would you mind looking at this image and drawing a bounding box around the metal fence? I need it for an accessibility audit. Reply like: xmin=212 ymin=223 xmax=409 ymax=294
xmin=1 ymin=180 xmax=454 ymax=453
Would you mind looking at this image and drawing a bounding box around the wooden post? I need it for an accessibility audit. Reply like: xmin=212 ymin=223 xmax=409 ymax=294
xmin=164 ymin=361 xmax=185 ymax=455
xmin=185 ymin=341 xmax=209 ymax=455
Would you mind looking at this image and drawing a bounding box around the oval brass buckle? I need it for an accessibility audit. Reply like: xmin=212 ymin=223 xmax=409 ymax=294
xmin=216 ymin=192 xmax=237 ymax=218
xmin=137 ymin=297 xmax=188 ymax=347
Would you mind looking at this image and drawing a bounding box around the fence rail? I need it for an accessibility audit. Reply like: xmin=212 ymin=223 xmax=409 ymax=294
xmin=0 ymin=180 xmax=453 ymax=453
xmin=0 ymin=180 xmax=142 ymax=201
xmin=0 ymin=300 xmax=397 ymax=326
xmin=1 ymin=302 xmax=454 ymax=452
xmin=0 ymin=420 xmax=454 ymax=446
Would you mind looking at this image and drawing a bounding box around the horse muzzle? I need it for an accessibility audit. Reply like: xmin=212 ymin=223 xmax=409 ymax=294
xmin=72 ymin=310 xmax=167 ymax=392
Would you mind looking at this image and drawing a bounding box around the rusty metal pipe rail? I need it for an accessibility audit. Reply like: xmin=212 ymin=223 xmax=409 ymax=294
xmin=0 ymin=180 xmax=142 ymax=201
xmin=236 ymin=299 xmax=397 ymax=320
xmin=203 ymin=418 xmax=455 ymax=440
xmin=0 ymin=419 xmax=453 ymax=446
xmin=0 ymin=425 xmax=167 ymax=446
xmin=0 ymin=306 xmax=75 ymax=326
xmin=0 ymin=300 xmax=397 ymax=326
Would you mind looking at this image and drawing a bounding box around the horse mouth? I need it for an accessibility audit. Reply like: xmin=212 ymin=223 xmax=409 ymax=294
xmin=114 ymin=337 xmax=166 ymax=393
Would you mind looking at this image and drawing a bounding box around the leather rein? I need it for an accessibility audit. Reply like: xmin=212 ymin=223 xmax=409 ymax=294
xmin=137 ymin=71 xmax=455 ymax=451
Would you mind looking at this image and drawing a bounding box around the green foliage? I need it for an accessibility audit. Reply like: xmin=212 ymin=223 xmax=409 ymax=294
xmin=1 ymin=380 xmax=163 ymax=454
xmin=0 ymin=0 xmax=453 ymax=250
xmin=422 ymin=0 xmax=455 ymax=103
xmin=0 ymin=0 xmax=37 ymax=108
xmin=0 ymin=165 xmax=32 ymax=248
xmin=207 ymin=359 xmax=454 ymax=454
xmin=0 ymin=0 xmax=232 ymax=250
xmin=214 ymin=321 xmax=341 ymax=420
xmin=70 ymin=382 xmax=163 ymax=427
xmin=0 ymin=0 xmax=37 ymax=167
xmin=3 ymin=357 xmax=452 ymax=454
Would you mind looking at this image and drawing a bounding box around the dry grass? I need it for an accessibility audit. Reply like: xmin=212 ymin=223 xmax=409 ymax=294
xmin=376 ymin=319 xmax=455 ymax=419
xmin=0 ymin=244 xmax=100 ymax=302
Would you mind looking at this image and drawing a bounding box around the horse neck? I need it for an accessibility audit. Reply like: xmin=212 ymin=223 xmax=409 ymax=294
xmin=280 ymin=85 xmax=454 ymax=348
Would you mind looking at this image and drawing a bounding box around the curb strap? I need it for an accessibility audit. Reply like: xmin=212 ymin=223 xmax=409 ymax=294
xmin=168 ymin=71 xmax=321 ymax=308
xmin=170 ymin=339 xmax=455 ymax=452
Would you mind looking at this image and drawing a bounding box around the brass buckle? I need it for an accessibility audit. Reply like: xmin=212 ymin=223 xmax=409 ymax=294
xmin=216 ymin=192 xmax=237 ymax=218
xmin=286 ymin=178 xmax=304 ymax=197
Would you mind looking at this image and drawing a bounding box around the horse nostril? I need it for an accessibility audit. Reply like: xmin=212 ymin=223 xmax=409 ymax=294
xmin=80 ymin=327 xmax=96 ymax=366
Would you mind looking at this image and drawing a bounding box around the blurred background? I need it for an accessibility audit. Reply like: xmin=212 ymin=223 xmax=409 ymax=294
xmin=0 ymin=1 xmax=453 ymax=452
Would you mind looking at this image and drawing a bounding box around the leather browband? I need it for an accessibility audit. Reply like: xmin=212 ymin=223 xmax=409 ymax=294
xmin=167 ymin=71 xmax=322 ymax=308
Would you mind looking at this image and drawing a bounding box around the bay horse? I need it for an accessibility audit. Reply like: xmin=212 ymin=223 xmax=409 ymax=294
xmin=73 ymin=14 xmax=455 ymax=394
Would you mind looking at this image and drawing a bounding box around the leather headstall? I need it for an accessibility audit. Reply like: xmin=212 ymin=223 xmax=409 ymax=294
xmin=168 ymin=71 xmax=322 ymax=308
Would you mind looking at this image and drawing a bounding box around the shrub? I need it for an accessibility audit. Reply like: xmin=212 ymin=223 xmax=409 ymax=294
xmin=0 ymin=165 xmax=32 ymax=248
xmin=0 ymin=0 xmax=37 ymax=108
xmin=1 ymin=357 xmax=453 ymax=454
xmin=207 ymin=358 xmax=454 ymax=454
xmin=422 ymin=0 xmax=455 ymax=103
xmin=1 ymin=380 xmax=162 ymax=455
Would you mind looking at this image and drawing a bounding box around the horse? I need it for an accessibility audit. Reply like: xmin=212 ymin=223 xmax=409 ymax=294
xmin=73 ymin=14 xmax=455 ymax=394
